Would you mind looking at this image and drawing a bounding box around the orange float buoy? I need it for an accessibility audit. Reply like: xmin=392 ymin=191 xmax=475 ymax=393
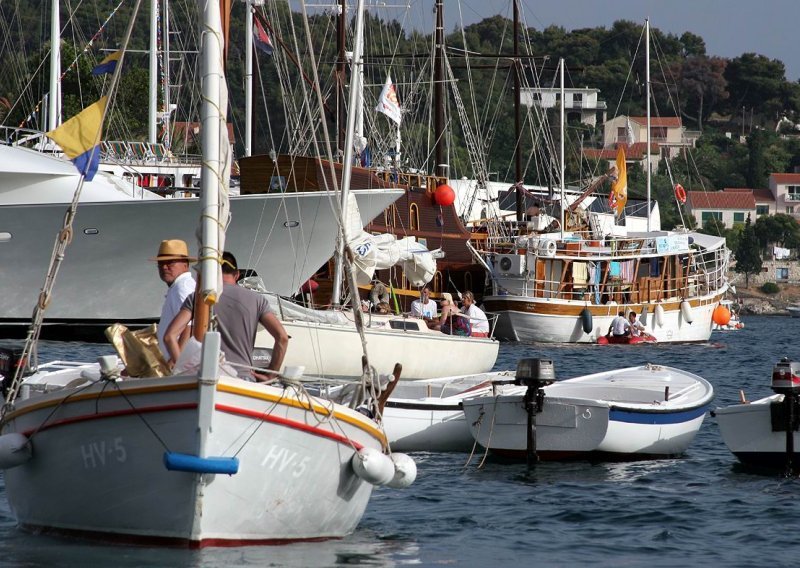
xmin=434 ymin=184 xmax=456 ymax=206
xmin=712 ymin=304 xmax=732 ymax=326
xmin=674 ymin=183 xmax=687 ymax=204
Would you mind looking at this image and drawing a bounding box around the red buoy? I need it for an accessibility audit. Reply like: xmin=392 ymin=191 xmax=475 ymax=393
xmin=434 ymin=184 xmax=456 ymax=207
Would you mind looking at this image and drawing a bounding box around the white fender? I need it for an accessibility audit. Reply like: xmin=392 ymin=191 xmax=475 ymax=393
xmin=0 ymin=433 xmax=31 ymax=469
xmin=351 ymin=447 xmax=395 ymax=486
xmin=680 ymin=300 xmax=694 ymax=324
xmin=386 ymin=453 xmax=417 ymax=489
xmin=654 ymin=304 xmax=665 ymax=327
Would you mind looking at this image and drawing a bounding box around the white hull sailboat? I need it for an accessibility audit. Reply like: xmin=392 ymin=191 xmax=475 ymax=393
xmin=462 ymin=363 xmax=713 ymax=460
xmin=1 ymin=359 xmax=385 ymax=545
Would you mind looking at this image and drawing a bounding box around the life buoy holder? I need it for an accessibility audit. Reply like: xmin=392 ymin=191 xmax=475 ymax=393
xmin=674 ymin=183 xmax=687 ymax=204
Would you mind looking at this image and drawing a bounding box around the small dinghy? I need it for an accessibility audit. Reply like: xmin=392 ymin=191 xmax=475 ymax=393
xmin=715 ymin=357 xmax=800 ymax=472
xmin=462 ymin=358 xmax=713 ymax=461
xmin=597 ymin=333 xmax=657 ymax=345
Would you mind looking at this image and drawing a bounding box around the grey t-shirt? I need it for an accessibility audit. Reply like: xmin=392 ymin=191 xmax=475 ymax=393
xmin=181 ymin=283 xmax=270 ymax=371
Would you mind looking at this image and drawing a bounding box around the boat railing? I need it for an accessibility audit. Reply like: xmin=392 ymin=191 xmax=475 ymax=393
xmin=491 ymin=244 xmax=728 ymax=304
xmin=0 ymin=127 xmax=49 ymax=148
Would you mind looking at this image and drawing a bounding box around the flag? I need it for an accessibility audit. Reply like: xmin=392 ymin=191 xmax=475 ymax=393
xmin=46 ymin=97 xmax=107 ymax=181
xmin=375 ymin=74 xmax=401 ymax=125
xmin=92 ymin=50 xmax=122 ymax=76
xmin=609 ymin=145 xmax=627 ymax=216
xmin=254 ymin=19 xmax=274 ymax=55
xmin=626 ymin=116 xmax=635 ymax=144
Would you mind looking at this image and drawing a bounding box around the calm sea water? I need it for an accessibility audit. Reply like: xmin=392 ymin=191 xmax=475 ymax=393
xmin=1 ymin=316 xmax=798 ymax=567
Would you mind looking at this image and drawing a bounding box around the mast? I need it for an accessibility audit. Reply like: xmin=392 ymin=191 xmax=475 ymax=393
xmin=244 ymin=0 xmax=254 ymax=156
xmin=559 ymin=57 xmax=565 ymax=240
xmin=337 ymin=0 xmax=346 ymax=158
xmin=433 ymin=0 xmax=446 ymax=178
xmin=330 ymin=0 xmax=365 ymax=306
xmin=513 ymin=0 xmax=522 ymax=221
xmin=645 ymin=19 xmax=652 ymax=231
xmin=48 ymin=0 xmax=61 ymax=130
xmin=149 ymin=0 xmax=158 ymax=143
xmin=162 ymin=0 xmax=171 ymax=150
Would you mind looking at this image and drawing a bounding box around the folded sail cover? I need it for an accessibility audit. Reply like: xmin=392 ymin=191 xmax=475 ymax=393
xmin=342 ymin=193 xmax=436 ymax=287
xmin=46 ymin=96 xmax=107 ymax=181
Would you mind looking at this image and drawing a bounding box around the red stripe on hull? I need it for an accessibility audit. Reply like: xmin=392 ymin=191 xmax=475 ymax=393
xmin=20 ymin=403 xmax=198 ymax=436
xmin=215 ymin=403 xmax=365 ymax=450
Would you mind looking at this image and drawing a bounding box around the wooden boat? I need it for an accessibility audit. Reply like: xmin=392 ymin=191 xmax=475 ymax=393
xmin=462 ymin=359 xmax=713 ymax=461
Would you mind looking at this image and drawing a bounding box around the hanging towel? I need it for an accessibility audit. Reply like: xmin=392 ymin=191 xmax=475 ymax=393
xmin=573 ymin=262 xmax=588 ymax=286
xmin=620 ymin=260 xmax=635 ymax=282
xmin=610 ymin=261 xmax=621 ymax=278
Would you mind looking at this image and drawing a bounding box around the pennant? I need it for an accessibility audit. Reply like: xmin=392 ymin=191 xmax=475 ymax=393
xmin=92 ymin=50 xmax=122 ymax=76
xmin=254 ymin=19 xmax=274 ymax=55
xmin=375 ymin=74 xmax=401 ymax=125
xmin=46 ymin=97 xmax=107 ymax=181
xmin=609 ymin=145 xmax=628 ymax=216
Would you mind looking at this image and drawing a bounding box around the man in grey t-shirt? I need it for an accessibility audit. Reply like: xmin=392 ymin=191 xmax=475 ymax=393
xmin=163 ymin=252 xmax=289 ymax=381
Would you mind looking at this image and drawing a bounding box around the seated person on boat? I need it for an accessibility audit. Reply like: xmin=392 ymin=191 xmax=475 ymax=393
xmin=628 ymin=311 xmax=646 ymax=337
xmin=460 ymin=291 xmax=490 ymax=337
xmin=410 ymin=285 xmax=438 ymax=321
xmin=607 ymin=310 xmax=630 ymax=338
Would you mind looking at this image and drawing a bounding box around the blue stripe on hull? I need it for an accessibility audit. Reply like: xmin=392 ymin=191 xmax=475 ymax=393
xmin=609 ymin=405 xmax=708 ymax=425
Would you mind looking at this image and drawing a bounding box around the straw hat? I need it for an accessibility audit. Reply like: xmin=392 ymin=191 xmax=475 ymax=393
xmin=441 ymin=292 xmax=454 ymax=304
xmin=149 ymin=239 xmax=196 ymax=262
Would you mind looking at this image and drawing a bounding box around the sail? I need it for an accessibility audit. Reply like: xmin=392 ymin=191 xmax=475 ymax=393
xmin=609 ymin=145 xmax=627 ymax=216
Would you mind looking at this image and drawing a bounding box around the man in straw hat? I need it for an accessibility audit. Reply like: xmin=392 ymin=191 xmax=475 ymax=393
xmin=150 ymin=239 xmax=196 ymax=357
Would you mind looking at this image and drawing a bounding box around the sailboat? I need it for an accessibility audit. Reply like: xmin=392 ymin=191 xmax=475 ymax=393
xmin=477 ymin=24 xmax=731 ymax=343
xmin=0 ymin=0 xmax=411 ymax=545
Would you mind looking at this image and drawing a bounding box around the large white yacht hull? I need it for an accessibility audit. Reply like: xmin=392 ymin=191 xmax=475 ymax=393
xmin=0 ymin=189 xmax=400 ymax=326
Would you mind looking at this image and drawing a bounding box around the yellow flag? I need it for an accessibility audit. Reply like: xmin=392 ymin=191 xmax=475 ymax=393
xmin=46 ymin=96 xmax=107 ymax=180
xmin=610 ymin=145 xmax=627 ymax=215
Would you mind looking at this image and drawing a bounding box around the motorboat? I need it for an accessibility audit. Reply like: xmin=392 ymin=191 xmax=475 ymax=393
xmin=715 ymin=357 xmax=800 ymax=471
xmin=786 ymin=305 xmax=800 ymax=318
xmin=462 ymin=359 xmax=714 ymax=461
xmin=597 ymin=333 xmax=657 ymax=345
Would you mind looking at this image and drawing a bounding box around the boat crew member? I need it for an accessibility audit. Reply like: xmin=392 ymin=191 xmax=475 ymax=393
xmin=606 ymin=310 xmax=631 ymax=337
xmin=164 ymin=251 xmax=289 ymax=382
xmin=151 ymin=239 xmax=196 ymax=358
xmin=460 ymin=291 xmax=490 ymax=337
xmin=628 ymin=311 xmax=646 ymax=337
xmin=411 ymin=285 xmax=438 ymax=320
xmin=431 ymin=293 xmax=469 ymax=335
xmin=525 ymin=201 xmax=559 ymax=233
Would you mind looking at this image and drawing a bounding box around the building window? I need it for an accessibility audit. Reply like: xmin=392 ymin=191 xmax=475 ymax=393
xmin=650 ymin=127 xmax=667 ymax=141
xmin=788 ymin=186 xmax=800 ymax=201
xmin=733 ymin=212 xmax=745 ymax=226
xmin=701 ymin=211 xmax=722 ymax=222
xmin=409 ymin=203 xmax=420 ymax=231
xmin=617 ymin=127 xmax=630 ymax=143
xmin=787 ymin=206 xmax=795 ymax=214
xmin=756 ymin=205 xmax=769 ymax=216
xmin=777 ymin=267 xmax=789 ymax=281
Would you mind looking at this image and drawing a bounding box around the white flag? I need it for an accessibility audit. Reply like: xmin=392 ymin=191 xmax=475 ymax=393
xmin=375 ymin=74 xmax=401 ymax=125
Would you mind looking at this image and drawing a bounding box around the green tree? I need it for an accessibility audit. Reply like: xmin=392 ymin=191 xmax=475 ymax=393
xmin=734 ymin=214 xmax=763 ymax=287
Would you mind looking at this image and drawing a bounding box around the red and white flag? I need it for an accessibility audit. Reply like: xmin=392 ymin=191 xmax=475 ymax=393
xmin=375 ymin=74 xmax=401 ymax=125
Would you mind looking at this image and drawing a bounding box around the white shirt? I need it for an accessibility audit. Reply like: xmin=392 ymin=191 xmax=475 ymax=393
xmin=629 ymin=318 xmax=646 ymax=337
xmin=157 ymin=271 xmax=196 ymax=355
xmin=610 ymin=315 xmax=630 ymax=336
xmin=462 ymin=304 xmax=489 ymax=333
xmin=411 ymin=298 xmax=438 ymax=318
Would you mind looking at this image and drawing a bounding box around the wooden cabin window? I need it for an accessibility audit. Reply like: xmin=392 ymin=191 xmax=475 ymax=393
xmin=464 ymin=271 xmax=473 ymax=291
xmin=409 ymin=203 xmax=420 ymax=231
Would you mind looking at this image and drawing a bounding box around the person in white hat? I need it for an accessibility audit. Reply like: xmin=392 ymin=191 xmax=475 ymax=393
xmin=150 ymin=239 xmax=196 ymax=356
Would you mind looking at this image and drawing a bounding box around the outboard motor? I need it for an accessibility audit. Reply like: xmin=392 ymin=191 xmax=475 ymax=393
xmin=515 ymin=358 xmax=557 ymax=467
xmin=0 ymin=346 xmax=26 ymax=398
xmin=770 ymin=357 xmax=800 ymax=475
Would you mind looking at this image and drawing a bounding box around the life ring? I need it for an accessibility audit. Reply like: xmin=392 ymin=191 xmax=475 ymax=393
xmin=674 ymin=183 xmax=687 ymax=204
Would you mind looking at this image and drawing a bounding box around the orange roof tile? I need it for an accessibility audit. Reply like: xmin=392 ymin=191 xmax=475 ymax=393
xmin=724 ymin=187 xmax=774 ymax=202
xmin=771 ymin=173 xmax=800 ymax=184
xmin=687 ymin=190 xmax=755 ymax=209
xmin=629 ymin=116 xmax=682 ymax=128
